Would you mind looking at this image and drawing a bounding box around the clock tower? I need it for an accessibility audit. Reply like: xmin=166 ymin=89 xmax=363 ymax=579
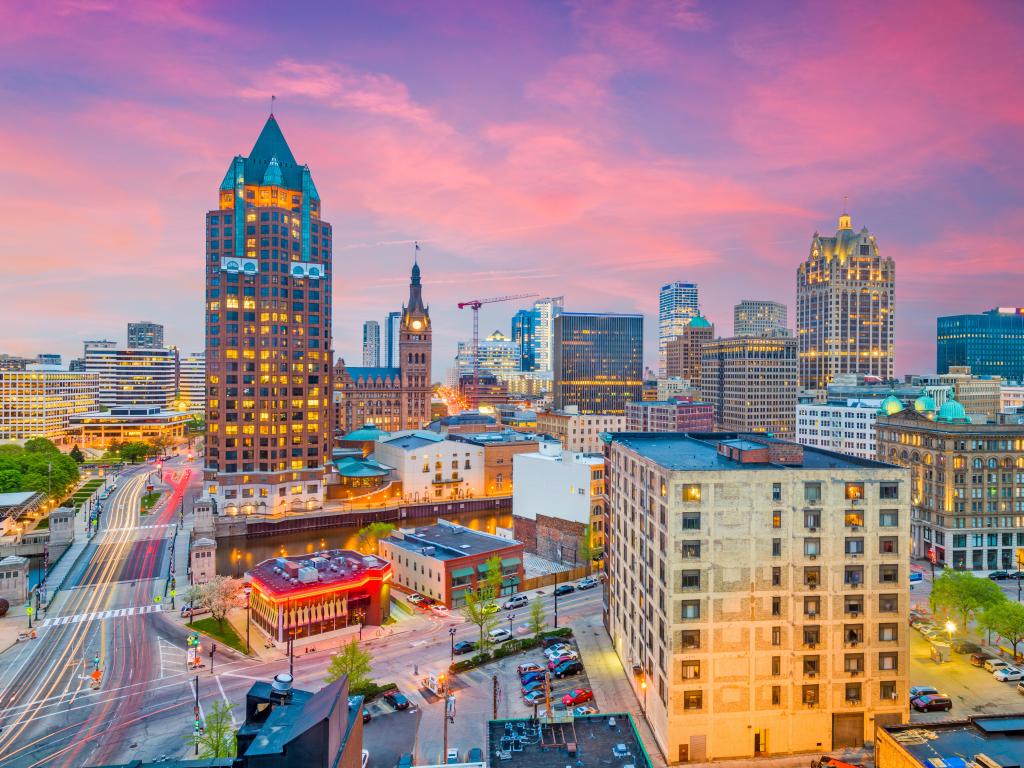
xmin=399 ymin=256 xmax=432 ymax=428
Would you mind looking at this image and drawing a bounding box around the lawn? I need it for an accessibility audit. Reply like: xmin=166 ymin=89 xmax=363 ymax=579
xmin=140 ymin=491 xmax=162 ymax=512
xmin=191 ymin=616 xmax=249 ymax=654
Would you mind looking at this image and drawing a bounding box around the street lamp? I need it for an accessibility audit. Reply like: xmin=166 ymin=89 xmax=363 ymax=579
xmin=508 ymin=613 xmax=515 ymax=636
xmin=449 ymin=627 xmax=457 ymax=662
xmin=945 ymin=620 xmax=956 ymax=643
xmin=244 ymin=585 xmax=252 ymax=654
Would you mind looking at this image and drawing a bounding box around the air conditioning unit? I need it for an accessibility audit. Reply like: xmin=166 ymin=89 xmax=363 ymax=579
xmin=807 ymin=642 xmax=817 ymax=649
xmin=850 ymin=611 xmax=861 ymax=617
xmin=809 ymin=554 xmax=818 ymax=560
xmin=846 ymin=697 xmax=861 ymax=705
xmin=808 ymin=610 xmax=817 ymax=617
xmin=807 ymin=671 xmax=817 ymax=678
xmin=809 ymin=527 xmax=818 ymax=532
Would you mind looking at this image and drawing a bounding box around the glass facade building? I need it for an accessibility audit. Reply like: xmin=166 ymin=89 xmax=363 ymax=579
xmin=937 ymin=308 xmax=1024 ymax=382
xmin=553 ymin=312 xmax=643 ymax=414
xmin=659 ymin=281 xmax=699 ymax=376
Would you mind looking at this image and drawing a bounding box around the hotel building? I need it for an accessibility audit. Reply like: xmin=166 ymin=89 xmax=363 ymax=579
xmin=553 ymin=312 xmax=643 ymax=415
xmin=0 ymin=369 xmax=99 ymax=443
xmin=604 ymin=432 xmax=910 ymax=760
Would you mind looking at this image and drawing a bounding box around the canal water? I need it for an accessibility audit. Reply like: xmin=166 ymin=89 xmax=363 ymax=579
xmin=216 ymin=508 xmax=513 ymax=576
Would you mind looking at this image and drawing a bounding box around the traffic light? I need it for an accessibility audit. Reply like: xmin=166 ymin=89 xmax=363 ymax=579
xmin=210 ymin=642 xmax=217 ymax=657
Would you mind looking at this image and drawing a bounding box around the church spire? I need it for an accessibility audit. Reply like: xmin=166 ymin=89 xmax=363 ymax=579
xmin=404 ymin=243 xmax=428 ymax=321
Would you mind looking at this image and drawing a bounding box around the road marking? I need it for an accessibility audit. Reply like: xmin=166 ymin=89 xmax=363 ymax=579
xmin=215 ymin=675 xmax=237 ymax=725
xmin=102 ymin=524 xmax=176 ymax=533
xmin=38 ymin=604 xmax=162 ymax=628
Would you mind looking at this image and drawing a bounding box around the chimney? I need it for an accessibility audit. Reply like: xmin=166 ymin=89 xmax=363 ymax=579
xmin=270 ymin=673 xmax=294 ymax=703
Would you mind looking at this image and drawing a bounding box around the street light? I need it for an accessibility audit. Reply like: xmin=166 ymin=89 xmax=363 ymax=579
xmin=508 ymin=613 xmax=515 ymax=636
xmin=449 ymin=627 xmax=457 ymax=662
xmin=244 ymin=585 xmax=252 ymax=654
xmin=945 ymin=620 xmax=956 ymax=643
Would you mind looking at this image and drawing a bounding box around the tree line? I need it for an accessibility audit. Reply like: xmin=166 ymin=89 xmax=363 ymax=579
xmin=0 ymin=438 xmax=80 ymax=500
xmin=931 ymin=569 xmax=1024 ymax=656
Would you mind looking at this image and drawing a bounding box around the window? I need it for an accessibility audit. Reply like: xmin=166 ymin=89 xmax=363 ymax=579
xmin=771 ymin=626 xmax=781 ymax=646
xmin=844 ymin=566 xmax=864 ymax=586
xmin=844 ymin=511 xmax=864 ymax=527
xmin=680 ymin=541 xmax=700 ymax=558
xmin=845 ymin=537 xmax=864 ymax=555
xmin=880 ymin=482 xmax=899 ymax=500
xmin=680 ymin=570 xmax=700 ymax=589
xmin=879 ymin=510 xmax=899 ymax=527
xmin=682 ymin=484 xmax=701 ymax=502
xmin=681 ymin=512 xmax=701 ymax=530
xmin=803 ymin=597 xmax=820 ymax=617
xmin=880 ymin=681 xmax=898 ymax=700
xmin=804 ymin=511 xmax=821 ymax=529
xmin=771 ymin=596 xmax=781 ymax=616
xmin=772 ymin=483 xmax=782 ymax=502
xmin=803 ymin=626 xmax=820 ymax=646
xmin=845 ymin=483 xmax=865 ymax=500
xmin=683 ymin=690 xmax=702 ymax=710
xmin=845 ymin=596 xmax=864 ymax=615
xmin=802 ymin=656 xmax=819 ymax=676
xmin=772 ymin=510 xmax=782 ymax=529
xmin=879 ymin=594 xmax=898 ymax=613
xmin=772 ymin=538 xmax=782 ymax=557
xmin=879 ymin=652 xmax=898 ymax=671
xmin=802 ymin=685 xmax=819 ymax=706
xmin=879 ymin=536 xmax=898 ymax=554
xmin=679 ymin=630 xmax=700 ymax=649
xmin=803 ymin=567 xmax=820 ymax=587
xmin=804 ymin=538 xmax=820 ymax=557
xmin=771 ymin=685 xmax=781 ymax=706
xmin=804 ymin=482 xmax=822 ymax=503
xmin=879 ymin=565 xmax=899 ymax=584
xmin=681 ymin=661 xmax=700 ymax=680
xmin=680 ymin=600 xmax=700 ymax=620
xmin=771 ymin=566 xmax=781 ymax=587
xmin=845 ymin=683 xmax=862 ymax=703
xmin=879 ymin=623 xmax=898 ymax=642
xmin=771 ymin=656 xmax=781 ymax=676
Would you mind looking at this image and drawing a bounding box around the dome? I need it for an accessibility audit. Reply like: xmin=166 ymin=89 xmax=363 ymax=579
xmin=876 ymin=394 xmax=904 ymax=416
xmin=689 ymin=313 xmax=712 ymax=329
xmin=936 ymin=390 xmax=968 ymax=423
xmin=913 ymin=394 xmax=937 ymax=413
xmin=342 ymin=424 xmax=390 ymax=442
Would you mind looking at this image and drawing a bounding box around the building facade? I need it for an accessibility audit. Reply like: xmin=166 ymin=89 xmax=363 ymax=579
xmin=176 ymin=351 xmax=205 ymax=414
xmin=796 ymin=213 xmax=895 ymax=390
xmin=536 ymin=406 xmax=625 ymax=453
xmin=701 ymin=336 xmax=798 ymax=439
xmin=0 ymin=370 xmax=99 ymax=443
xmin=532 ymin=297 xmax=564 ymax=374
xmin=384 ymin=310 xmax=401 ymax=369
xmin=70 ymin=405 xmax=191 ymax=448
xmin=84 ymin=344 xmax=178 ymax=409
xmin=604 ymin=432 xmax=910 ymax=760
xmin=939 ymin=365 xmax=1001 ymax=418
xmin=734 ymin=300 xmax=789 ymax=338
xmin=449 ymin=430 xmax=540 ymax=496
xmin=372 ymin=430 xmax=484 ymax=502
xmin=553 ymin=312 xmax=643 ymax=415
xmin=659 ymin=281 xmax=699 ymax=377
xmin=664 ymin=314 xmax=713 ymax=384
xmin=625 ymin=399 xmax=715 ymax=433
xmin=127 ymin=321 xmax=164 ymax=349
xmin=1002 ymin=385 xmax=1024 ymax=413
xmin=878 ymin=395 xmax=1024 ymax=569
xmin=937 ymin=307 xmax=1024 ymax=383
xmin=203 ymin=115 xmax=334 ymax=515
xmin=511 ymin=308 xmax=537 ymax=371
xmin=361 ymin=320 xmax=380 ymax=367
xmin=454 ymin=331 xmax=520 ymax=380
xmin=334 ymin=262 xmax=432 ymax=435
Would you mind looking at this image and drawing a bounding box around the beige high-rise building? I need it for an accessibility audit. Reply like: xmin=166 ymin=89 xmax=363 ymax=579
xmin=701 ymin=336 xmax=798 ymax=439
xmin=734 ymin=300 xmax=790 ymax=338
xmin=0 ymin=369 xmax=99 ymax=443
xmin=535 ymin=406 xmax=624 ymax=453
xmin=939 ymin=365 xmax=1001 ymax=418
xmin=797 ymin=213 xmax=895 ymax=391
xmin=664 ymin=314 xmax=713 ymax=385
xmin=604 ymin=432 xmax=910 ymax=761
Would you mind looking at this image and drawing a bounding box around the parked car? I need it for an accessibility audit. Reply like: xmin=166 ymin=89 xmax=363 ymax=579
xmin=552 ymin=660 xmax=584 ymax=678
xmin=363 ymin=708 xmax=371 ymax=723
xmin=180 ymin=604 xmax=211 ymax=618
xmin=951 ymin=639 xmax=982 ymax=654
xmin=911 ymin=694 xmax=952 ymax=712
xmin=431 ymin=604 xmax=450 ymax=616
xmin=384 ymin=691 xmax=410 ymax=710
xmin=573 ymin=705 xmax=598 ymax=716
xmin=971 ymin=652 xmax=994 ymax=667
xmin=488 ymin=628 xmax=512 ymax=643
xmin=989 ymin=570 xmax=1011 ymax=580
xmin=517 ymin=662 xmax=545 ymax=676
xmin=467 ymin=748 xmax=483 ymax=763
xmin=995 ymin=667 xmax=1024 ymax=682
xmin=543 ymin=643 xmax=572 ymax=658
xmin=523 ymin=690 xmax=546 ymax=705
xmin=553 ymin=584 xmax=576 ymax=597
xmin=521 ymin=671 xmax=548 ymax=685
xmin=576 ymin=577 xmax=599 ymax=590
xmin=542 ymin=635 xmax=569 ymax=649
xmin=986 ymin=659 xmax=1013 ymax=673
xmin=362 ymin=750 xmax=370 ymax=768
xmin=446 ymin=748 xmax=460 ymax=764
xmin=406 ymin=593 xmax=425 ymax=604
xmin=811 ymin=758 xmax=865 ymax=768
xmin=548 ymin=654 xmax=581 ymax=670
xmin=396 ymin=754 xmax=413 ymax=768
xmin=503 ymin=594 xmax=529 ymax=610
xmin=522 ymin=680 xmax=546 ymax=695
xmin=909 ymin=685 xmax=939 ymax=699
xmin=561 ymin=688 xmax=593 ymax=706
xmin=453 ymin=641 xmax=476 ymax=655
xmin=1010 ymin=571 xmax=1024 ymax=580
xmin=909 ymin=571 xmax=923 ymax=583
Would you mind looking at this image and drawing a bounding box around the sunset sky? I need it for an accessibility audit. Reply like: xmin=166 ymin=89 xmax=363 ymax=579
xmin=3 ymin=0 xmax=1023 ymax=376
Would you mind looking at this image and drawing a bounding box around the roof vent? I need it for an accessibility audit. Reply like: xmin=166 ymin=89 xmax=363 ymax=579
xmin=270 ymin=672 xmax=294 ymax=703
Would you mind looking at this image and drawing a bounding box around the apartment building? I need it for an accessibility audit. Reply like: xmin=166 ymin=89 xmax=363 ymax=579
xmin=536 ymin=406 xmax=625 ymax=453
xmin=604 ymin=432 xmax=909 ymax=760
xmin=0 ymin=369 xmax=99 ymax=443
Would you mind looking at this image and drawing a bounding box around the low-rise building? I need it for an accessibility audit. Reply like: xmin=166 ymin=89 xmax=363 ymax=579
xmin=495 ymin=405 xmax=538 ymax=432
xmin=68 ymin=405 xmax=190 ymax=448
xmin=486 ymin=715 xmax=652 ymax=768
xmin=536 ymin=406 xmax=625 ymax=453
xmin=0 ymin=369 xmax=99 ymax=444
xmin=373 ymin=430 xmax=484 ymax=503
xmin=426 ymin=411 xmax=497 ymax=436
xmin=605 ymin=431 xmax=909 ymax=760
xmin=379 ymin=520 xmax=524 ymax=607
xmin=449 ymin=430 xmax=540 ymax=496
xmin=877 ymin=714 xmax=1024 ymax=767
xmin=941 ymin=365 xmax=1003 ymax=418
xmin=625 ymin=399 xmax=715 ymax=433
xmin=1002 ymin=384 xmax=1024 ymax=413
xmin=656 ymin=377 xmax=701 ymax=401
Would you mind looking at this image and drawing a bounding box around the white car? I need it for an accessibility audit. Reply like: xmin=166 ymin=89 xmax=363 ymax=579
xmin=985 ymin=658 xmax=1013 ymax=673
xmin=576 ymin=577 xmax=599 ymax=590
xmin=446 ymin=749 xmax=460 ymax=764
xmin=544 ymin=644 xmax=572 ymax=658
xmin=994 ymin=666 xmax=1024 ymax=682
xmin=406 ymin=593 xmax=425 ymax=604
xmin=488 ymin=628 xmax=512 ymax=643
xmin=431 ymin=604 xmax=450 ymax=615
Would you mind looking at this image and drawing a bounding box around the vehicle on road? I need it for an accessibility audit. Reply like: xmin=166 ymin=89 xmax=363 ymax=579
xmin=576 ymin=577 xmax=599 ymax=590
xmin=985 ymin=659 xmax=1013 ymax=673
xmin=951 ymin=639 xmax=982 ymax=654
xmin=573 ymin=705 xmax=598 ymax=716
xmin=431 ymin=604 xmax=450 ymax=616
xmin=1010 ymin=571 xmax=1024 ymax=580
xmin=384 ymin=690 xmax=410 ymax=710
xmin=483 ymin=603 xmax=499 ymax=615
xmin=971 ymin=652 xmax=994 ymax=667
xmin=523 ymin=690 xmax=546 ymax=705
xmin=911 ymin=694 xmax=952 ymax=712
xmin=552 ymin=660 xmax=584 ymax=678
xmin=503 ymin=594 xmax=529 ymax=610
xmin=467 ymin=748 xmax=483 ymax=763
xmin=909 ymin=685 xmax=939 ymax=699
xmin=553 ymin=584 xmax=575 ymax=597
xmin=363 ymin=708 xmax=371 ymax=723
xmin=909 ymin=571 xmax=923 ymax=583
xmin=406 ymin=593 xmax=426 ymax=604
xmin=561 ymin=688 xmax=593 ymax=706
xmin=446 ymin=748 xmax=460 ymax=764
xmin=994 ymin=667 xmax=1024 ymax=682
xmin=362 ymin=750 xmax=370 ymax=768
xmin=518 ymin=662 xmax=545 ymax=676
xmin=453 ymin=640 xmax=476 ymax=655
xmin=488 ymin=628 xmax=512 ymax=643
xmin=988 ymin=571 xmax=1011 ymax=580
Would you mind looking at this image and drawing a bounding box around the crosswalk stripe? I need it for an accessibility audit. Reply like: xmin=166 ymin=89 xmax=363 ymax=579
xmin=39 ymin=603 xmax=163 ymax=628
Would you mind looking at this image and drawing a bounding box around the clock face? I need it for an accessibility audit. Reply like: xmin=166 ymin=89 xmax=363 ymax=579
xmin=412 ymin=319 xmax=423 ymax=330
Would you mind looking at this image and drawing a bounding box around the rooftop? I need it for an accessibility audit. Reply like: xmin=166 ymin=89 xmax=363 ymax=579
xmin=0 ymin=492 xmax=38 ymax=508
xmin=379 ymin=430 xmax=446 ymax=450
xmin=249 ymin=549 xmax=391 ymax=599
xmin=384 ymin=520 xmax=520 ymax=561
xmin=450 ymin=430 xmax=541 ymax=446
xmin=486 ymin=714 xmax=652 ymax=768
xmin=882 ymin=714 xmax=1024 ymax=765
xmin=608 ymin=432 xmax=895 ymax=471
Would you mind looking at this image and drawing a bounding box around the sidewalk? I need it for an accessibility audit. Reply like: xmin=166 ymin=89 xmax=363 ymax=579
xmin=43 ymin=503 xmax=92 ymax=597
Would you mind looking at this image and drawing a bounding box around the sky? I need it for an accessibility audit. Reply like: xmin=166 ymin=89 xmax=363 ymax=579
xmin=2 ymin=0 xmax=1023 ymax=377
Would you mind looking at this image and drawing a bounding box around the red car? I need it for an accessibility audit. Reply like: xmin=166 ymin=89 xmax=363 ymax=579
xmin=561 ymin=688 xmax=593 ymax=706
xmin=548 ymin=654 xmax=579 ymax=670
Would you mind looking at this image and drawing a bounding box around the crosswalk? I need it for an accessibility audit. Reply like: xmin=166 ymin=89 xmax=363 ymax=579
xmin=39 ymin=604 xmax=163 ymax=628
xmin=102 ymin=523 xmax=176 ymax=534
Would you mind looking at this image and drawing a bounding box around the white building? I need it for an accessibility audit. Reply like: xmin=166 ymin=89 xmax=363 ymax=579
xmin=734 ymin=299 xmax=790 ymax=338
xmin=84 ymin=343 xmax=177 ymax=409
xmin=796 ymin=399 xmax=881 ymax=460
xmin=454 ymin=331 xmax=520 ymax=379
xmin=532 ymin=297 xmax=564 ymax=375
xmin=372 ymin=430 xmax=484 ymax=503
xmin=0 ymin=369 xmax=99 ymax=443
xmin=385 ymin=311 xmax=401 ymax=368
xmin=659 ymin=281 xmax=699 ymax=376
xmin=657 ymin=377 xmax=700 ymax=401
xmin=177 ymin=351 xmax=205 ymax=414
xmin=1002 ymin=385 xmax=1024 ymax=413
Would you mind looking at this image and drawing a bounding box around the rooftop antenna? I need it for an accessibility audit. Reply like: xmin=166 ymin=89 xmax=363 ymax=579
xmin=270 ymin=94 xmax=276 ymax=117
xmin=414 ymin=240 xmax=420 ymax=265
xmin=842 ymin=194 xmax=848 ymax=214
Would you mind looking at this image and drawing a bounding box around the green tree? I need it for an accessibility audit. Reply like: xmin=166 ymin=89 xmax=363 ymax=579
xmin=930 ymin=569 xmax=1006 ymax=630
xmin=192 ymin=576 xmax=242 ymax=631
xmin=356 ymin=522 xmax=396 ymax=555
xmin=461 ymin=586 xmax=500 ymax=653
xmin=984 ymin=601 xmax=1024 ymax=658
xmin=23 ymin=438 xmax=59 ymax=454
xmin=325 ymin=638 xmax=374 ymax=691
xmin=188 ymin=700 xmax=236 ymax=758
xmin=483 ymin=554 xmax=503 ymax=599
xmin=577 ymin=524 xmax=594 ymax=565
xmin=528 ymin=598 xmax=546 ymax=636
xmin=69 ymin=445 xmax=85 ymax=463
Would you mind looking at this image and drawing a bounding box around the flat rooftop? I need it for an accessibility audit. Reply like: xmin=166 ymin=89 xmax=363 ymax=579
xmin=250 ymin=549 xmax=391 ymax=598
xmin=487 ymin=714 xmax=652 ymax=768
xmin=385 ymin=520 xmax=518 ymax=561
xmin=608 ymin=432 xmax=895 ymax=471
xmin=451 ymin=431 xmax=540 ymax=446
xmin=883 ymin=715 xmax=1024 ymax=765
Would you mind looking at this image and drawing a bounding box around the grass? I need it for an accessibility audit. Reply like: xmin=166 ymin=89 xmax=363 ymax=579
xmin=191 ymin=616 xmax=249 ymax=654
xmin=34 ymin=517 xmax=49 ymax=530
xmin=140 ymin=491 xmax=162 ymax=513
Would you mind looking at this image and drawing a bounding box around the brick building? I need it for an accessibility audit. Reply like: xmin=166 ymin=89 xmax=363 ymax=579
xmin=624 ymin=398 xmax=715 ymax=432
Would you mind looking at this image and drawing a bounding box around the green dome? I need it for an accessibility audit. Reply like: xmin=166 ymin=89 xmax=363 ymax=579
xmin=343 ymin=424 xmax=390 ymax=441
xmin=876 ymin=394 xmax=904 ymax=416
xmin=913 ymin=394 xmax=937 ymax=413
xmin=689 ymin=314 xmax=712 ymax=329
xmin=936 ymin=390 xmax=968 ymax=423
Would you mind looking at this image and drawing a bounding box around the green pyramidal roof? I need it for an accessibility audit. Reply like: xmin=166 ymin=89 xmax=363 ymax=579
xmin=217 ymin=115 xmax=307 ymax=192
xmin=250 ymin=115 xmax=297 ymax=166
xmin=262 ymin=155 xmax=284 ymax=186
xmin=689 ymin=314 xmax=712 ymax=328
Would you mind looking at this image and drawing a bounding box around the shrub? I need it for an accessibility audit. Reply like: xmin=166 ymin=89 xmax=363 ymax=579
xmin=351 ymin=681 xmax=397 ymax=699
xmin=0 ymin=598 xmax=9 ymax=618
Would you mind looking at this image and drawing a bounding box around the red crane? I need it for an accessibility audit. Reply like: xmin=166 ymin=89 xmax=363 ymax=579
xmin=457 ymin=293 xmax=539 ymax=407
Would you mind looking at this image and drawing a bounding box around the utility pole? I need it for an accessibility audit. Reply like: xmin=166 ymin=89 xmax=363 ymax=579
xmin=442 ymin=693 xmax=455 ymax=762
xmin=492 ymin=674 xmax=499 ymax=719
xmin=553 ymin=572 xmax=559 ymax=629
xmin=193 ymin=674 xmax=201 ymax=755
xmin=210 ymin=642 xmax=216 ymax=674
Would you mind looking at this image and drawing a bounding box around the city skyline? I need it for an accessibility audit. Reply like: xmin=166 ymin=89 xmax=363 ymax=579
xmin=3 ymin=3 xmax=1022 ymax=376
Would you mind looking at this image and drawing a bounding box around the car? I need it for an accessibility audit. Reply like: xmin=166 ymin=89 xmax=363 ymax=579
xmin=543 ymin=643 xmax=572 ymax=657
xmin=503 ymin=594 xmax=529 ymax=610
xmin=1010 ymin=571 xmax=1024 ymax=580
xmin=548 ymin=654 xmax=581 ymax=670
xmin=518 ymin=662 xmax=545 ymax=676
xmin=446 ymin=748 xmax=460 ymax=764
xmin=995 ymin=667 xmax=1024 ymax=682
xmin=384 ymin=691 xmax=410 ymax=710
xmin=971 ymin=652 xmax=994 ymax=667
xmin=482 ymin=603 xmax=499 ymax=615
xmin=811 ymin=759 xmax=865 ymax=768
xmin=521 ymin=671 xmax=548 ymax=686
xmin=576 ymin=577 xmax=599 ymax=590
xmin=612 ymin=744 xmax=631 ymax=759
xmin=522 ymin=680 xmax=547 ymax=695
xmin=909 ymin=571 xmax=923 ymax=583
xmin=986 ymin=659 xmax=1013 ymax=673
xmin=909 ymin=685 xmax=939 ymax=699
xmin=553 ymin=584 xmax=575 ymax=597
xmin=431 ymin=604 xmax=450 ymax=616
xmin=523 ymin=690 xmax=546 ymax=705
xmin=911 ymin=694 xmax=952 ymax=712
xmin=180 ymin=604 xmax=211 ymax=618
xmin=989 ymin=570 xmax=1011 ymax=580
xmin=362 ymin=750 xmax=370 ymax=768
xmin=396 ymin=754 xmax=413 ymax=768
xmin=542 ymin=635 xmax=571 ymax=649
xmin=453 ymin=640 xmax=476 ymax=655
xmin=363 ymin=708 xmax=371 ymax=723
xmin=488 ymin=628 xmax=512 ymax=643
xmin=406 ymin=593 xmax=425 ymax=604
xmin=573 ymin=705 xmax=598 ymax=716
xmin=552 ymin=660 xmax=583 ymax=678
xmin=467 ymin=748 xmax=484 ymax=763
xmin=561 ymin=688 xmax=593 ymax=706
xmin=951 ymin=639 xmax=982 ymax=654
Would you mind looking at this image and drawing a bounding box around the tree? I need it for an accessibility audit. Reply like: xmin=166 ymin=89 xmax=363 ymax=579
xmin=984 ymin=601 xmax=1024 ymax=658
xmin=930 ymin=569 xmax=1006 ymax=630
xmin=577 ymin=524 xmax=594 ymax=566
xmin=0 ymin=598 xmax=9 ymax=618
xmin=192 ymin=576 xmax=243 ymax=630
xmin=356 ymin=523 xmax=396 ymax=555
xmin=150 ymin=434 xmax=174 ymax=456
xmin=461 ymin=586 xmax=500 ymax=653
xmin=69 ymin=445 xmax=85 ymax=463
xmin=188 ymin=700 xmax=236 ymax=758
xmin=24 ymin=438 xmax=59 ymax=454
xmin=483 ymin=554 xmax=503 ymax=600
xmin=118 ymin=441 xmax=150 ymax=463
xmin=528 ymin=598 xmax=546 ymax=636
xmin=325 ymin=638 xmax=374 ymax=692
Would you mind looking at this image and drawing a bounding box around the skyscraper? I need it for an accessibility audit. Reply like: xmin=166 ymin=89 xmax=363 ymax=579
xmin=658 ymin=281 xmax=699 ymax=376
xmin=532 ymin=297 xmax=563 ymax=374
xmin=362 ymin=320 xmax=381 ymax=367
xmin=384 ymin=310 xmax=401 ymax=369
xmin=734 ymin=300 xmax=790 ymax=338
xmin=553 ymin=312 xmax=643 ymax=414
xmin=797 ymin=213 xmax=895 ymax=390
xmin=664 ymin=312 xmax=713 ymax=384
xmin=84 ymin=344 xmax=177 ymax=409
xmin=177 ymin=351 xmax=206 ymax=414
xmin=204 ymin=115 xmax=333 ymax=514
xmin=127 ymin=321 xmax=165 ymax=349
xmin=937 ymin=308 xmax=1024 ymax=382
xmin=511 ymin=308 xmax=536 ymax=371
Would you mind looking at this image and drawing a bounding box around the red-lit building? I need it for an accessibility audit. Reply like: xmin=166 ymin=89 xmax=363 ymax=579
xmin=249 ymin=550 xmax=391 ymax=643
xmin=624 ymin=398 xmax=715 ymax=432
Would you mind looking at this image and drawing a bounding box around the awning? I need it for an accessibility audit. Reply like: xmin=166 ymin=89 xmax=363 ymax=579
xmin=451 ymin=567 xmax=474 ymax=579
xmin=501 ymin=557 xmax=521 ymax=567
xmin=477 ymin=562 xmax=490 ymax=572
xmin=503 ymin=576 xmax=521 ymax=585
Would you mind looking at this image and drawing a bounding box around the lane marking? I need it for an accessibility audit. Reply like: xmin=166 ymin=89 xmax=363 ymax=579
xmin=38 ymin=604 xmax=162 ymax=628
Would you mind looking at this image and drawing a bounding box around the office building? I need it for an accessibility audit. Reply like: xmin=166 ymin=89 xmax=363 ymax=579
xmin=532 ymin=297 xmax=563 ymax=374
xmin=0 ymin=355 xmax=32 ymax=372
xmin=659 ymin=281 xmax=699 ymax=376
xmin=553 ymin=312 xmax=643 ymax=414
xmin=203 ymin=115 xmax=333 ymax=514
xmin=604 ymin=432 xmax=910 ymax=760
xmin=878 ymin=394 xmax=1024 ymax=568
xmin=796 ymin=213 xmax=895 ymax=390
xmin=734 ymin=300 xmax=789 ymax=338
xmin=1002 ymin=385 xmax=1024 ymax=413
xmin=84 ymin=344 xmax=178 ymax=409
xmin=67 ymin=358 xmax=85 ymax=372
xmin=69 ymin=405 xmax=191 ymax=448
xmin=536 ymin=406 xmax=625 ymax=453
xmin=334 ymin=261 xmax=432 ymax=435
xmin=127 ymin=321 xmax=164 ymax=349
xmin=664 ymin=313 xmax=713 ymax=384
xmin=35 ymin=354 xmax=62 ymax=367
xmin=361 ymin=320 xmax=380 ymax=367
xmin=449 ymin=430 xmax=541 ymax=496
xmin=797 ymin=399 xmax=885 ymax=460
xmin=176 ymin=351 xmax=205 ymax=414
xmin=379 ymin=520 xmax=524 ymax=607
xmin=625 ymin=398 xmax=715 ymax=433
xmin=939 ymin=365 xmax=1002 ymax=418
xmin=511 ymin=308 xmax=536 ymax=371
xmin=877 ymin=714 xmax=1024 ymax=768
xmin=0 ymin=370 xmax=99 ymax=443
xmin=701 ymin=336 xmax=798 ymax=439
xmin=384 ymin=310 xmax=401 ymax=369
xmin=657 ymin=377 xmax=701 ymax=401
xmin=937 ymin=307 xmax=1024 ymax=383
xmin=454 ymin=331 xmax=520 ymax=380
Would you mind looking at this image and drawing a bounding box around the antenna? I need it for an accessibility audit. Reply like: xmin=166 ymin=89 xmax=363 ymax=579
xmin=271 ymin=94 xmax=276 ymax=116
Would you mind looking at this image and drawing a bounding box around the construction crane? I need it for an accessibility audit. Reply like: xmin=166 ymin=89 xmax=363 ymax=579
xmin=457 ymin=293 xmax=539 ymax=407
